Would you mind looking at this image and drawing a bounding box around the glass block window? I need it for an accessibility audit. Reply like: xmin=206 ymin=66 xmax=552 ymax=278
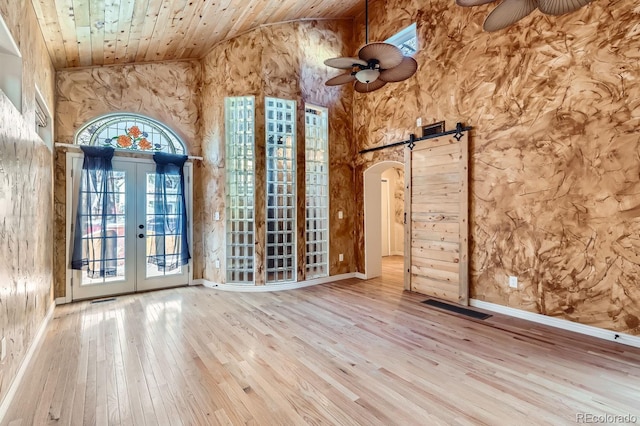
xmin=75 ymin=113 xmax=186 ymax=154
xmin=305 ymin=105 xmax=329 ymax=279
xmin=225 ymin=96 xmax=255 ymax=284
xmin=385 ymin=23 xmax=417 ymax=57
xmin=265 ymin=97 xmax=296 ymax=284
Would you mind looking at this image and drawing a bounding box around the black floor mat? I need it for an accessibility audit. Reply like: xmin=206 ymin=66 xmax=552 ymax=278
xmin=421 ymin=299 xmax=491 ymax=320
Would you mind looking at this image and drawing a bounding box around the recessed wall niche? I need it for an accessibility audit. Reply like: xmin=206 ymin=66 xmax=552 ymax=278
xmin=0 ymin=14 xmax=23 ymax=113
xmin=35 ymin=85 xmax=52 ymax=149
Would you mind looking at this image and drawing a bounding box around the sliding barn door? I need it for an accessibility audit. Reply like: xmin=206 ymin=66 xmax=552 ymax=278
xmin=405 ymin=132 xmax=469 ymax=305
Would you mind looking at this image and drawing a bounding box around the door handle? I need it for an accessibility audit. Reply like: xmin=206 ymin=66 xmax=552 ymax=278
xmin=138 ymin=233 xmax=144 ymax=239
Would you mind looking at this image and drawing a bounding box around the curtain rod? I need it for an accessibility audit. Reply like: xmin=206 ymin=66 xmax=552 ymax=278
xmin=55 ymin=143 xmax=203 ymax=161
xmin=359 ymin=123 xmax=472 ymax=154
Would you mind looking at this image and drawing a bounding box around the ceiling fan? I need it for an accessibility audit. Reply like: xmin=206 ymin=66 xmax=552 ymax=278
xmin=323 ymin=0 xmax=418 ymax=93
xmin=457 ymin=0 xmax=593 ymax=32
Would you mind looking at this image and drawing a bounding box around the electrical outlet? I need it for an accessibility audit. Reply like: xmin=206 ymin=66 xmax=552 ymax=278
xmin=215 ymin=260 xmax=220 ymax=269
xmin=338 ymin=211 xmax=343 ymax=219
xmin=1 ymin=337 xmax=6 ymax=362
xmin=214 ymin=211 xmax=220 ymax=221
xmin=416 ymin=117 xmax=422 ymax=127
xmin=339 ymin=253 xmax=344 ymax=262
xmin=508 ymin=276 xmax=518 ymax=289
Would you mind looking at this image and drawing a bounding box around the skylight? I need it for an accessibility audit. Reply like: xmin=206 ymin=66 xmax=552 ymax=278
xmin=385 ymin=23 xmax=417 ymax=57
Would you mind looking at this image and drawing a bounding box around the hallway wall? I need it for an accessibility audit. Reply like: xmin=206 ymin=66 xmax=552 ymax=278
xmin=0 ymin=0 xmax=55 ymax=406
xmin=381 ymin=168 xmax=405 ymax=256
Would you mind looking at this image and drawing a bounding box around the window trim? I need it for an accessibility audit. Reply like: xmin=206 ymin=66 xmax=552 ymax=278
xmin=74 ymin=112 xmax=187 ymax=155
xmin=385 ymin=23 xmax=417 ymax=57
xmin=35 ymin=84 xmax=53 ymax=150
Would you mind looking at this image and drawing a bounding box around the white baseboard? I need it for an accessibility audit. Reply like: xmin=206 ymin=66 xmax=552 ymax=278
xmin=470 ymin=299 xmax=640 ymax=349
xmin=55 ymin=296 xmax=69 ymax=305
xmin=0 ymin=301 xmax=55 ymax=422
xmin=355 ymin=272 xmax=367 ymax=280
xmin=390 ymin=251 xmax=405 ymax=257
xmin=194 ymin=272 xmax=357 ymax=292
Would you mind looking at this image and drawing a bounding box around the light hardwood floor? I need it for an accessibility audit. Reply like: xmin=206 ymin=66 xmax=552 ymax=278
xmin=3 ymin=257 xmax=640 ymax=425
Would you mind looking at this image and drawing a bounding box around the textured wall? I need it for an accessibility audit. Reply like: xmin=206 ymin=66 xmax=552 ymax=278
xmin=53 ymin=61 xmax=202 ymax=297
xmin=382 ymin=167 xmax=405 ymax=254
xmin=354 ymin=0 xmax=640 ymax=334
xmin=200 ymin=20 xmax=355 ymax=285
xmin=0 ymin=1 xmax=55 ymax=405
xmin=55 ymin=62 xmax=201 ymax=147
xmin=393 ymin=168 xmax=405 ymax=253
xmin=297 ymin=21 xmax=357 ymax=278
xmin=200 ymin=29 xmax=264 ymax=284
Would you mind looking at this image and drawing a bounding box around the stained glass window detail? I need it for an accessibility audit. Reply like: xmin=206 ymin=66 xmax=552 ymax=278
xmin=75 ymin=113 xmax=186 ymax=154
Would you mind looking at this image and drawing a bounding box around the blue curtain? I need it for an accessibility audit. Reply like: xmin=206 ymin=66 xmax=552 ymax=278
xmin=149 ymin=152 xmax=190 ymax=270
xmin=71 ymin=146 xmax=117 ymax=278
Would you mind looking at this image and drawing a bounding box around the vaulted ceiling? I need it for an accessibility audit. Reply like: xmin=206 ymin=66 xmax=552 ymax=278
xmin=31 ymin=0 xmax=364 ymax=70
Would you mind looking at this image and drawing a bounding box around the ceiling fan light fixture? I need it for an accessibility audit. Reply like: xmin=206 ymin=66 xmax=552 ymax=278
xmin=355 ymin=68 xmax=380 ymax=84
xmin=323 ymin=57 xmax=368 ymax=69
xmin=323 ymin=0 xmax=417 ymax=91
xmin=379 ymin=57 xmax=418 ymax=83
xmin=354 ymin=79 xmax=387 ymax=93
xmin=325 ymin=73 xmax=357 ymax=86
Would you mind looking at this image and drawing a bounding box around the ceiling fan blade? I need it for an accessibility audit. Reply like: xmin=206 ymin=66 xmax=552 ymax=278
xmin=483 ymin=0 xmax=538 ymax=32
xmin=358 ymin=43 xmax=404 ymax=70
xmin=456 ymin=0 xmax=498 ymax=6
xmin=325 ymin=73 xmax=357 ymax=86
xmin=379 ymin=57 xmax=418 ymax=83
xmin=324 ymin=57 xmax=368 ymax=69
xmin=538 ymin=0 xmax=591 ymax=15
xmin=354 ymin=79 xmax=387 ymax=93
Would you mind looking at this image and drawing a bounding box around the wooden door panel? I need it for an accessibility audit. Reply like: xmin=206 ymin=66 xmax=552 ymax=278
xmin=405 ymin=132 xmax=469 ymax=305
xmin=411 ymin=276 xmax=461 ymax=302
xmin=411 ymin=246 xmax=460 ymax=263
xmin=412 ymin=203 xmax=461 ymax=214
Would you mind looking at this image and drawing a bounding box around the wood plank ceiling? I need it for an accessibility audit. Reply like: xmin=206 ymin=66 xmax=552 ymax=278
xmin=31 ymin=0 xmax=364 ymax=69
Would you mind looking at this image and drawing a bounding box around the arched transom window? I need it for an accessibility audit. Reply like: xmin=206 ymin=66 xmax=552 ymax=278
xmin=75 ymin=113 xmax=186 ymax=154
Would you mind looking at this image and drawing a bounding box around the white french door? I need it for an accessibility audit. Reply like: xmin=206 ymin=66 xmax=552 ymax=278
xmin=67 ymin=155 xmax=192 ymax=301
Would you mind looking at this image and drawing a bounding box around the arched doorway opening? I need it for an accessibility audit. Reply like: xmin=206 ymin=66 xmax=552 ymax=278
xmin=363 ymin=161 xmax=405 ymax=287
